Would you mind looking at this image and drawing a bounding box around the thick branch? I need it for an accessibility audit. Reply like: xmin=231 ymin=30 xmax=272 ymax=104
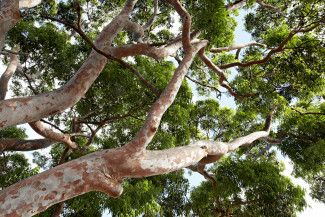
xmin=108 ymin=31 xmax=200 ymax=60
xmin=0 ymin=111 xmax=273 ymax=215
xmin=29 ymin=121 xmax=78 ymax=149
xmin=0 ymin=0 xmax=20 ymax=52
xmin=0 ymin=1 xmax=138 ymax=128
xmin=227 ymin=110 xmax=273 ymax=150
xmin=0 ymin=148 xmax=125 ymax=216
xmin=0 ymin=47 xmax=19 ymax=100
xmin=124 ymin=42 xmax=207 ymax=153
xmin=256 ymin=0 xmax=281 ymax=11
xmin=0 ymin=138 xmax=54 ymax=151
xmin=123 ymin=0 xmax=204 ymax=153
xmin=166 ymin=0 xmax=192 ymax=52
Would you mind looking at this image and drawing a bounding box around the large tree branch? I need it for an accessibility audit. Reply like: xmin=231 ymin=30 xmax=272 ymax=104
xmin=256 ymin=0 xmax=281 ymax=12
xmin=0 ymin=138 xmax=54 ymax=151
xmin=0 ymin=0 xmax=20 ymax=52
xmin=0 ymin=0 xmax=139 ymax=128
xmin=42 ymin=14 xmax=160 ymax=96
xmin=0 ymin=111 xmax=273 ymax=215
xmin=0 ymin=47 xmax=19 ymax=100
xmin=109 ymin=31 xmax=200 ymax=60
xmin=0 ymin=0 xmax=42 ymax=51
xmin=124 ymin=41 xmax=207 ymax=153
xmin=124 ymin=0 xmax=206 ymax=153
xmin=166 ymin=0 xmax=192 ymax=52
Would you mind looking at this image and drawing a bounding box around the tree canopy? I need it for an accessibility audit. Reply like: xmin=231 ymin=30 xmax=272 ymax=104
xmin=0 ymin=0 xmax=324 ymax=216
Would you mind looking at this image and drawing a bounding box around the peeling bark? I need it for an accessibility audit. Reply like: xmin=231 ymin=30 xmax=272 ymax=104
xmin=0 ymin=148 xmax=124 ymax=216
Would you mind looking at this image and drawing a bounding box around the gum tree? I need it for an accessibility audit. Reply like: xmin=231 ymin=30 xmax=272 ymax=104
xmin=0 ymin=0 xmax=324 ymax=216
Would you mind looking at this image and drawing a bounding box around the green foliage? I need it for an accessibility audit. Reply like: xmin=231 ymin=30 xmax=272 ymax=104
xmin=8 ymin=21 xmax=81 ymax=95
xmin=0 ymin=153 xmax=39 ymax=188
xmin=0 ymin=127 xmax=27 ymax=139
xmin=279 ymin=108 xmax=325 ymax=176
xmin=191 ymin=157 xmax=306 ymax=217
xmin=185 ymin=0 xmax=236 ymax=47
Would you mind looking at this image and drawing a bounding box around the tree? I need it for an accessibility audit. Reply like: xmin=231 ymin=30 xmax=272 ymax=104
xmin=0 ymin=0 xmax=324 ymax=216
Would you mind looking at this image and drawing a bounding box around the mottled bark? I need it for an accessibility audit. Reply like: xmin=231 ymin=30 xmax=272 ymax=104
xmin=0 ymin=0 xmax=138 ymax=128
xmin=124 ymin=0 xmax=205 ymax=153
xmin=0 ymin=121 xmax=272 ymax=216
xmin=0 ymin=0 xmax=40 ymax=51
xmin=0 ymin=138 xmax=54 ymax=151
xmin=29 ymin=121 xmax=77 ymax=149
xmin=0 ymin=48 xmax=19 ymax=100
xmin=0 ymin=0 xmax=281 ymax=216
xmin=0 ymin=0 xmax=19 ymax=52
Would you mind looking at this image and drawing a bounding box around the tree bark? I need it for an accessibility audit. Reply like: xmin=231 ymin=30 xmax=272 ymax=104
xmin=0 ymin=0 xmax=138 ymax=128
xmin=19 ymin=0 xmax=42 ymax=9
xmin=29 ymin=121 xmax=77 ymax=149
xmin=0 ymin=0 xmax=20 ymax=52
xmin=0 ymin=138 xmax=54 ymax=151
xmin=0 ymin=48 xmax=19 ymax=100
xmin=0 ymin=125 xmax=272 ymax=216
